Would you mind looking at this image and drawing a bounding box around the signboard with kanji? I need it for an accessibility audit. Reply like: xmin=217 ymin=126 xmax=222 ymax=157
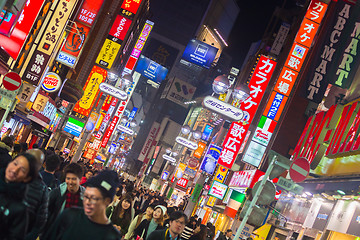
xmin=208 ymin=180 xmax=228 ymax=200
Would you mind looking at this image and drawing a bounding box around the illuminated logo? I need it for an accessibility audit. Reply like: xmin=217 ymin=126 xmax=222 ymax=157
xmin=292 ymin=44 xmax=306 ymax=59
xmin=195 ymin=44 xmax=208 ymax=57
xmin=41 ymin=72 xmax=62 ymax=92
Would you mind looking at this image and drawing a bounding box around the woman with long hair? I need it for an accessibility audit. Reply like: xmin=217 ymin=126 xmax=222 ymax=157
xmin=124 ymin=204 xmax=155 ymax=240
xmin=106 ymin=193 xmax=134 ymax=236
xmin=189 ymin=224 xmax=207 ymax=240
xmin=0 ymin=153 xmax=39 ymax=239
xmin=133 ymin=205 xmax=166 ymax=240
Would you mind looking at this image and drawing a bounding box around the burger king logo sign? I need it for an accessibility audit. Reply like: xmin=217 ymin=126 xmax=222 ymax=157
xmin=41 ymin=72 xmax=62 ymax=92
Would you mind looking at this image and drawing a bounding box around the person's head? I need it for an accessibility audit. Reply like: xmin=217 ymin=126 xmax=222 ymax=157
xmin=13 ymin=143 xmax=21 ymax=153
xmin=145 ymin=204 xmax=156 ymax=217
xmin=26 ymin=148 xmax=45 ymax=170
xmin=153 ymin=205 xmax=167 ymax=225
xmin=169 ymin=211 xmax=188 ymax=237
xmin=194 ymin=224 xmax=207 ymax=240
xmin=5 ymin=153 xmax=38 ymax=183
xmin=32 ymin=143 xmax=39 ymax=149
xmin=120 ymin=194 xmax=133 ymax=210
xmin=226 ymin=229 xmax=233 ymax=238
xmin=55 ymin=149 xmax=60 ymax=155
xmin=83 ymin=170 xmax=120 ymax=220
xmin=1 ymin=136 xmax=13 ymax=151
xmin=44 ymin=154 xmax=61 ymax=172
xmin=85 ymin=170 xmax=94 ymax=179
xmin=20 ymin=142 xmax=28 ymax=152
xmin=64 ymin=163 xmax=84 ymax=193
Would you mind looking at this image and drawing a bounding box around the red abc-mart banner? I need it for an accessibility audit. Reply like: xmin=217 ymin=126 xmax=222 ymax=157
xmin=218 ymin=56 xmax=277 ymax=169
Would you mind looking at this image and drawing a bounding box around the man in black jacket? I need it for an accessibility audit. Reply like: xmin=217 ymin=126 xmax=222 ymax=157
xmin=147 ymin=211 xmax=188 ymax=240
xmin=0 ymin=136 xmax=13 ymax=168
xmin=217 ymin=229 xmax=233 ymax=240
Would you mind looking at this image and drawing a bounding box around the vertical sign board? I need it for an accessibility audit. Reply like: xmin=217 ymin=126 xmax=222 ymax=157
xmin=243 ymin=0 xmax=328 ymax=168
xmin=0 ymin=0 xmax=45 ymax=60
xmin=138 ymin=122 xmax=160 ymax=162
xmin=305 ymin=1 xmax=357 ymax=102
xmin=200 ymin=144 xmax=222 ymax=175
xmin=23 ymin=0 xmax=77 ymax=85
xmin=218 ymin=56 xmax=276 ymax=169
xmin=72 ymin=66 xmax=107 ymax=119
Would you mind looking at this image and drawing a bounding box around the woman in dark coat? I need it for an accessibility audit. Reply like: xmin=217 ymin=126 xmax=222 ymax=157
xmin=189 ymin=224 xmax=207 ymax=240
xmin=0 ymin=153 xmax=39 ymax=240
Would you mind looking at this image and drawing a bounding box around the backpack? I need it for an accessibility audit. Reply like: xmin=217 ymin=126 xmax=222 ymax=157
xmin=47 ymin=175 xmax=60 ymax=191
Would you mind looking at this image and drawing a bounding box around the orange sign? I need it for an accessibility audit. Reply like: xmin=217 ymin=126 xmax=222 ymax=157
xmin=304 ymin=0 xmax=328 ymax=24
xmin=193 ymin=141 xmax=206 ymax=159
xmin=274 ymin=67 xmax=298 ymax=96
xmin=61 ymin=22 xmax=91 ymax=57
xmin=294 ymin=17 xmax=319 ymax=48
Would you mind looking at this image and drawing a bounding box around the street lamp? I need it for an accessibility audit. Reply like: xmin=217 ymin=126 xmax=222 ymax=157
xmin=212 ymin=75 xmax=230 ymax=94
xmin=121 ymin=74 xmax=133 ymax=89
xmin=233 ymin=84 xmax=250 ymax=102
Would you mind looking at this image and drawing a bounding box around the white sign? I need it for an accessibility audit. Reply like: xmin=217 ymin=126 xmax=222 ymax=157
xmin=203 ymin=96 xmax=243 ymax=121
xmin=164 ymin=78 xmax=196 ymax=107
xmin=99 ymin=82 xmax=128 ymax=100
xmin=117 ymin=125 xmax=134 ymax=135
xmin=56 ymin=51 xmax=76 ymax=68
xmin=176 ymin=136 xmax=198 ymax=150
xmin=253 ymin=127 xmax=272 ymax=146
xmin=0 ymin=88 xmax=16 ymax=99
xmin=163 ymin=154 xmax=176 ymax=163
xmin=242 ymin=140 xmax=266 ymax=167
xmin=208 ymin=180 xmax=228 ymax=200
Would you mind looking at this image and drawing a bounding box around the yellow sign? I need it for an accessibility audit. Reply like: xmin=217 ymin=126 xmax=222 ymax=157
xmin=207 ymin=196 xmax=216 ymax=207
xmin=32 ymin=94 xmax=48 ymax=112
xmin=213 ymin=166 xmax=228 ymax=183
xmin=96 ymin=39 xmax=121 ymax=69
xmin=253 ymin=223 xmax=271 ymax=240
xmin=38 ymin=0 xmax=77 ymax=55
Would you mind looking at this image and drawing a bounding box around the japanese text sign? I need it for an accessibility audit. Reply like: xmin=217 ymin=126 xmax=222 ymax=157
xmin=73 ymin=66 xmax=107 ymax=116
xmin=77 ymin=0 xmax=104 ymax=26
xmin=193 ymin=141 xmax=206 ymax=159
xmin=109 ymin=15 xmax=132 ymax=41
xmin=18 ymin=82 xmax=36 ymax=103
xmin=209 ymin=180 xmax=228 ymax=200
xmin=176 ymin=178 xmax=189 ymax=188
xmin=200 ymin=144 xmax=222 ymax=174
xmin=294 ymin=17 xmax=320 ymax=48
xmin=131 ymin=20 xmax=153 ymax=59
xmin=61 ymin=22 xmax=91 ymax=58
xmin=274 ymin=67 xmax=298 ymax=96
xmin=263 ymin=92 xmax=288 ymax=121
xmin=23 ymin=50 xmax=50 ymax=85
xmin=101 ymin=116 xmax=119 ymax=148
xmin=218 ymin=122 xmax=245 ymax=169
xmin=38 ymin=0 xmax=77 ymax=56
xmin=284 ymin=43 xmax=308 ymax=72
xmin=213 ymin=166 xmax=228 ymax=183
xmin=121 ymin=0 xmax=142 ymax=14
xmin=304 ymin=0 xmax=328 ymax=24
xmin=229 ymin=170 xmax=256 ymax=188
xmin=96 ymin=39 xmax=121 ymax=69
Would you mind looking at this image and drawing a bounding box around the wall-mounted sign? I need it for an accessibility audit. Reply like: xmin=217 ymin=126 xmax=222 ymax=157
xmin=18 ymin=82 xmax=35 ymax=103
xmin=109 ymin=15 xmax=132 ymax=41
xmin=208 ymin=180 xmax=228 ymax=200
xmin=41 ymin=72 xmax=61 ymax=92
xmin=201 ymin=124 xmax=213 ymax=141
xmin=182 ymin=39 xmax=218 ymax=69
xmin=203 ymin=96 xmax=244 ymax=121
xmin=135 ymin=55 xmax=168 ymax=84
xmin=99 ymin=82 xmax=127 ymax=100
xmin=120 ymin=0 xmax=142 ymax=14
xmin=138 ymin=121 xmax=160 ymax=162
xmin=163 ymin=78 xmax=196 ymax=107
xmin=161 ymin=170 xmax=169 ymax=180
xmin=213 ymin=166 xmax=228 ymax=183
xmin=96 ymin=38 xmax=121 ymax=69
xmin=63 ymin=117 xmax=85 ymax=137
xmin=77 ymin=0 xmax=104 ymax=26
xmin=242 ymin=140 xmax=267 ymax=167
xmin=193 ymin=141 xmax=206 ymax=159
xmin=117 ymin=125 xmax=134 ymax=135
xmin=56 ymin=51 xmax=77 ymax=68
xmin=163 ymin=154 xmax=176 ymax=163
xmin=200 ymin=144 xmax=222 ymax=174
xmin=176 ymin=136 xmax=198 ymax=150
xmin=176 ymin=178 xmax=189 ymax=188
xmin=61 ymin=22 xmax=91 ymax=58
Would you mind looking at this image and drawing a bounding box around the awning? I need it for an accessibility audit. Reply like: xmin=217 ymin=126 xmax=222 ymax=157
xmin=299 ymin=176 xmax=360 ymax=194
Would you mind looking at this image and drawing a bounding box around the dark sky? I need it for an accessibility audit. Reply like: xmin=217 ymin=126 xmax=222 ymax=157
xmin=225 ymin=0 xmax=284 ymax=68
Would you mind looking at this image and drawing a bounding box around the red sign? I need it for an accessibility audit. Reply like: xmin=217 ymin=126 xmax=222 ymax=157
xmin=0 ymin=9 xmax=18 ymax=35
xmin=304 ymin=0 xmax=328 ymax=24
xmin=218 ymin=56 xmax=276 ymax=169
xmin=176 ymin=178 xmax=189 ymax=188
xmin=274 ymin=67 xmax=298 ymax=97
xmin=77 ymin=0 xmax=104 ymax=26
xmin=109 ymin=15 xmax=132 ymax=41
xmin=121 ymin=0 xmax=142 ymax=14
xmin=0 ymin=0 xmax=45 ymax=60
xmin=289 ymin=157 xmax=310 ymax=182
xmin=61 ymin=22 xmax=91 ymax=57
xmin=3 ymin=72 xmax=22 ymax=91
xmin=294 ymin=17 xmax=320 ymax=48
xmin=101 ymin=116 xmax=119 ymax=148
xmin=88 ymin=139 xmax=101 ymax=151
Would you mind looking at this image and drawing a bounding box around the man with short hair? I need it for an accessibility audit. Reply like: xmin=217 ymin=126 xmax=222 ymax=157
xmin=41 ymin=163 xmax=84 ymax=238
xmin=40 ymin=154 xmax=60 ymax=189
xmin=217 ymin=229 xmax=233 ymax=240
xmin=41 ymin=170 xmax=121 ymax=240
xmin=147 ymin=211 xmax=188 ymax=240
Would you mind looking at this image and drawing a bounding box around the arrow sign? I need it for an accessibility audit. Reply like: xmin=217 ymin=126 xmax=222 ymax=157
xmin=289 ymin=157 xmax=310 ymax=183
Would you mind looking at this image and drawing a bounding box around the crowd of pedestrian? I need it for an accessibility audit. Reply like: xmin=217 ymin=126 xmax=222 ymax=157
xmin=0 ymin=136 xmax=236 ymax=240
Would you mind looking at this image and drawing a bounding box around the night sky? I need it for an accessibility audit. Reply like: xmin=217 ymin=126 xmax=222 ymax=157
xmin=225 ymin=0 xmax=285 ymax=68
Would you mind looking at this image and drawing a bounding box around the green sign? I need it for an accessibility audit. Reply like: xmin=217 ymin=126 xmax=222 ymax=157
xmin=167 ymin=187 xmax=174 ymax=199
xmin=191 ymin=183 xmax=202 ymax=203
xmin=276 ymin=176 xmax=304 ymax=195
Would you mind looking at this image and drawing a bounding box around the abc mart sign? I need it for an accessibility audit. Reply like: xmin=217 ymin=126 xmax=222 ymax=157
xmin=203 ymin=96 xmax=244 ymax=121
xmin=99 ymin=82 xmax=127 ymax=100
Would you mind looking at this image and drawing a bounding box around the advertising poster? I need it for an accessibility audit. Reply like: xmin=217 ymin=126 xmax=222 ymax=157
xmin=182 ymin=39 xmax=218 ymax=68
xmin=200 ymin=144 xmax=222 ymax=175
xmin=135 ymin=55 xmax=168 ymax=84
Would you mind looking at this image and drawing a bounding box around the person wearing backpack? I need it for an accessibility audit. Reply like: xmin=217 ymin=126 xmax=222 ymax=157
xmin=40 ymin=154 xmax=60 ymax=190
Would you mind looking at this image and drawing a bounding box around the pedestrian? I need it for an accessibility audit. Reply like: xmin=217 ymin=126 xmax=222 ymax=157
xmin=80 ymin=169 xmax=94 ymax=185
xmin=0 ymin=136 xmax=14 ymax=168
xmin=40 ymin=154 xmax=61 ymax=190
xmin=20 ymin=142 xmax=28 ymax=153
xmin=24 ymin=149 xmax=49 ymax=240
xmin=0 ymin=153 xmax=39 ymax=239
xmin=189 ymin=224 xmax=207 ymax=240
xmin=41 ymin=162 xmax=85 ymax=237
xmin=107 ymin=193 xmax=134 ymax=236
xmin=12 ymin=143 xmax=22 ymax=159
xmin=147 ymin=211 xmax=188 ymax=240
xmin=206 ymin=223 xmax=215 ymax=240
xmin=133 ymin=205 xmax=166 ymax=240
xmin=181 ymin=216 xmax=197 ymax=240
xmin=216 ymin=230 xmax=233 ymax=240
xmin=41 ymin=170 xmax=121 ymax=240
xmin=125 ymin=204 xmax=155 ymax=240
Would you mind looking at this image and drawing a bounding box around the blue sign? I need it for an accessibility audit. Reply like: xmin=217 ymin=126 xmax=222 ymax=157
xmin=125 ymin=107 xmax=138 ymax=127
xmin=201 ymin=124 xmax=213 ymax=141
xmin=56 ymin=51 xmax=76 ymax=68
xmin=200 ymin=144 xmax=222 ymax=174
xmin=161 ymin=171 xmax=169 ymax=180
xmin=182 ymin=39 xmax=218 ymax=69
xmin=63 ymin=117 xmax=84 ymax=137
xmin=135 ymin=55 xmax=168 ymax=84
xmin=267 ymin=93 xmax=284 ymax=120
xmin=109 ymin=142 xmax=117 ymax=154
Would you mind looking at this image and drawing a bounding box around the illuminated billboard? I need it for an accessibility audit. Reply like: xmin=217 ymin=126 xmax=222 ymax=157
xmin=64 ymin=117 xmax=85 ymax=137
xmin=182 ymin=39 xmax=218 ymax=69
xmin=135 ymin=55 xmax=168 ymax=84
